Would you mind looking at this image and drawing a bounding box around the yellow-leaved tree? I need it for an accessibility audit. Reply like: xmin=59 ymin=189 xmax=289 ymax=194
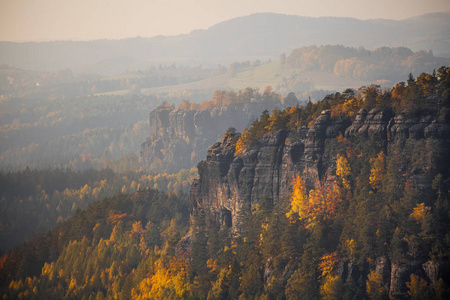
xmin=320 ymin=275 xmax=343 ymax=300
xmin=234 ymin=130 xmax=247 ymax=157
xmin=132 ymin=256 xmax=190 ymax=300
xmin=336 ymin=154 xmax=351 ymax=190
xmin=406 ymin=274 xmax=432 ymax=299
xmin=287 ymin=173 xmax=342 ymax=227
xmin=286 ymin=174 xmax=308 ymax=220
xmin=366 ymin=271 xmax=387 ymax=299
xmin=410 ymin=203 xmax=427 ymax=224
xmin=369 ymin=151 xmax=386 ymax=190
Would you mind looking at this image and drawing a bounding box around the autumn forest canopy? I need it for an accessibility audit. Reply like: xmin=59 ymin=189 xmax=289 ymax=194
xmin=1 ymin=66 xmax=449 ymax=299
xmin=1 ymin=12 xmax=450 ymax=298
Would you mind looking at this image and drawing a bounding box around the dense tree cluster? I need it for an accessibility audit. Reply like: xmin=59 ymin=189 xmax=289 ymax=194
xmin=285 ymin=45 xmax=447 ymax=81
xmin=185 ymin=72 xmax=450 ymax=299
xmin=176 ymin=86 xmax=286 ymax=111
xmin=1 ymin=189 xmax=191 ymax=299
xmin=0 ymin=167 xmax=197 ymax=251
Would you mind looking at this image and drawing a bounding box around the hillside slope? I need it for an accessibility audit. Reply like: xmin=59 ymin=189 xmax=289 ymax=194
xmin=1 ymin=188 xmax=191 ymax=299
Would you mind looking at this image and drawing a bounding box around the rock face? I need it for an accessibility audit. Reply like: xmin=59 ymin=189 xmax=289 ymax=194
xmin=191 ymin=107 xmax=450 ymax=293
xmin=191 ymin=109 xmax=350 ymax=229
xmin=140 ymin=102 xmax=286 ymax=173
xmin=192 ymin=108 xmax=450 ymax=229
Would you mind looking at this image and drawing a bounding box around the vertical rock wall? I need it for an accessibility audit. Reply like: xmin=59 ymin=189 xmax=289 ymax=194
xmin=190 ymin=108 xmax=450 ymax=293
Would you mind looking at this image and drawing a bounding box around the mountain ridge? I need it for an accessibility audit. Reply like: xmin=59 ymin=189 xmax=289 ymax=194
xmin=1 ymin=12 xmax=449 ymax=74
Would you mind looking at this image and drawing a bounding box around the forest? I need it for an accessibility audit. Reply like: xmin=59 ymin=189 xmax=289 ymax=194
xmin=1 ymin=68 xmax=449 ymax=299
xmin=0 ymin=166 xmax=197 ymax=252
xmin=285 ymin=45 xmax=448 ymax=81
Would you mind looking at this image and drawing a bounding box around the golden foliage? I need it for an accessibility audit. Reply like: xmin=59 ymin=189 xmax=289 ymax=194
xmin=287 ymin=174 xmax=342 ymax=226
xmin=234 ymin=130 xmax=247 ymax=157
xmin=406 ymin=274 xmax=431 ymax=300
xmin=336 ymin=154 xmax=351 ymax=190
xmin=318 ymin=252 xmax=340 ymax=279
xmin=369 ymin=151 xmax=386 ymax=190
xmin=320 ymin=275 xmax=343 ymax=300
xmin=342 ymin=97 xmax=362 ymax=117
xmin=331 ymin=96 xmax=362 ymax=120
xmin=108 ymin=211 xmax=131 ymax=225
xmin=366 ymin=271 xmax=385 ymax=299
xmin=410 ymin=203 xmax=427 ymax=223
xmin=330 ymin=103 xmax=344 ymax=119
xmin=133 ymin=256 xmax=190 ymax=300
xmin=286 ymin=174 xmax=308 ymax=220
xmin=208 ymin=265 xmax=233 ymax=299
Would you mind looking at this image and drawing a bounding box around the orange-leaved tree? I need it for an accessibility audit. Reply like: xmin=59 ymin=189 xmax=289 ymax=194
xmin=287 ymin=173 xmax=342 ymax=227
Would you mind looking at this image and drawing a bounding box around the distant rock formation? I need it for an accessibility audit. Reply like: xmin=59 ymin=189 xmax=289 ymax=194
xmin=139 ymin=101 xmax=288 ymax=173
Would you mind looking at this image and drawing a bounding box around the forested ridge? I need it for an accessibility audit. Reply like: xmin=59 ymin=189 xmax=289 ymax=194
xmin=191 ymin=67 xmax=450 ymax=299
xmin=1 ymin=69 xmax=450 ymax=299
xmin=0 ymin=166 xmax=197 ymax=252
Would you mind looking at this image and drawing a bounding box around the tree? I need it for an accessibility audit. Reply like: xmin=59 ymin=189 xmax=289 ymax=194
xmin=318 ymin=252 xmax=339 ymax=279
xmin=320 ymin=275 xmax=343 ymax=300
xmin=366 ymin=271 xmax=388 ymax=300
xmin=212 ymin=90 xmax=226 ymax=107
xmin=360 ymin=84 xmax=380 ymax=109
xmin=287 ymin=174 xmax=342 ymax=227
xmin=407 ymin=73 xmax=415 ymax=86
xmin=406 ymin=274 xmax=432 ymax=300
xmin=178 ymin=99 xmax=192 ymax=110
xmin=285 ymin=268 xmax=317 ymax=300
xmin=410 ymin=203 xmax=427 ymax=224
xmin=336 ymin=154 xmax=351 ymax=190
xmin=369 ymin=151 xmax=386 ymax=190
xmin=286 ymin=174 xmax=307 ymax=221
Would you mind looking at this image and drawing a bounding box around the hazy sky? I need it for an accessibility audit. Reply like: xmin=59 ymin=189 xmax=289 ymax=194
xmin=1 ymin=0 xmax=449 ymax=42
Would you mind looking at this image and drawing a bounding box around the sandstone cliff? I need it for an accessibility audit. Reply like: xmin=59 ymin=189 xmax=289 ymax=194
xmin=139 ymin=101 xmax=288 ymax=173
xmin=192 ymin=108 xmax=450 ymax=228
xmin=190 ymin=107 xmax=450 ymax=296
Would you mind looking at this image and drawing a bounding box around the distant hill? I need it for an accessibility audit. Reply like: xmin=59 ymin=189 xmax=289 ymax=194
xmin=0 ymin=12 xmax=449 ymax=75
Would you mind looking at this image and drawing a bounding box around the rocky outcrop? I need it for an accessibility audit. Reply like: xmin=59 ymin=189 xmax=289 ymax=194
xmin=190 ymin=110 xmax=344 ymax=229
xmin=140 ymin=101 xmax=286 ymax=173
xmin=192 ymin=108 xmax=450 ymax=229
xmin=190 ymin=108 xmax=450 ymax=293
